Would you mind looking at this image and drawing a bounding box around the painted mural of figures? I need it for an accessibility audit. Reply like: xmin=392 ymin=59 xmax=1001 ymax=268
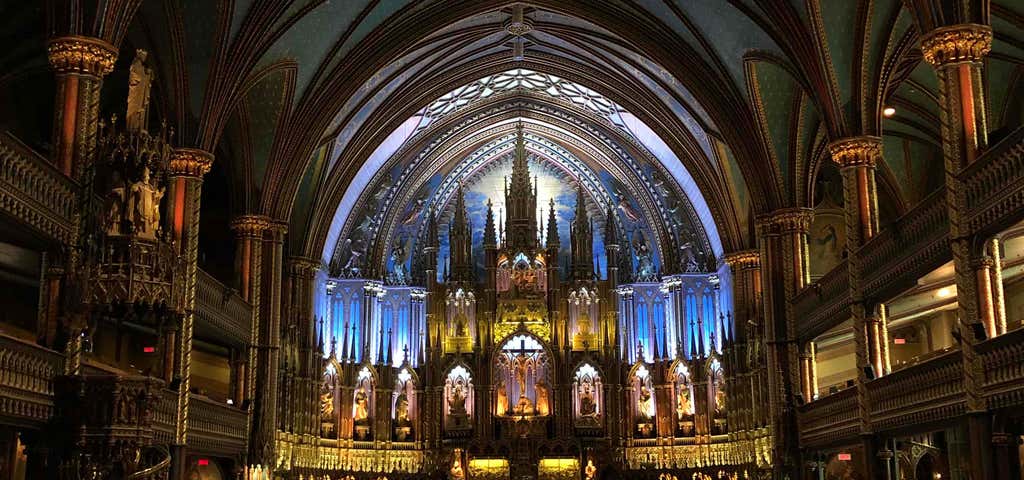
xmin=637 ymin=385 xmax=654 ymax=421
xmin=534 ymin=380 xmax=550 ymax=416
xmin=130 ymin=167 xmax=164 ymax=238
xmin=579 ymin=383 xmax=597 ymax=417
xmin=389 ymin=236 xmax=411 ymax=283
xmin=448 ymin=384 xmax=467 ymax=416
xmin=126 ymin=50 xmax=152 ymax=133
xmin=496 ymin=380 xmax=509 ymax=416
xmin=353 ymin=387 xmax=370 ymax=424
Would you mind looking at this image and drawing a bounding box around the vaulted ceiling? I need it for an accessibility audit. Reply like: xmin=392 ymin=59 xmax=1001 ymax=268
xmin=3 ymin=1 xmax=1023 ymax=279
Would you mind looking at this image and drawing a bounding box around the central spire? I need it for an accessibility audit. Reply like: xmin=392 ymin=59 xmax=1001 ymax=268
xmin=504 ymin=122 xmax=538 ymax=251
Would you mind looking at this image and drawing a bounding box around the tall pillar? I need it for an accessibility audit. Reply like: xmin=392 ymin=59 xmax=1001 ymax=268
xmin=165 ymin=148 xmax=213 ymax=479
xmin=922 ymin=23 xmax=996 ymax=478
xmin=231 ymin=214 xmax=270 ymax=464
xmin=724 ymin=250 xmax=760 ymax=432
xmin=46 ymin=36 xmax=117 ymax=178
xmin=755 ymin=209 xmax=811 ymax=476
xmin=253 ymin=221 xmax=287 ymax=467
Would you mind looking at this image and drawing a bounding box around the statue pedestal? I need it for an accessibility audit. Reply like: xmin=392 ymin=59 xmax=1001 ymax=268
xmin=636 ymin=422 xmax=654 ymax=437
xmin=354 ymin=424 xmax=371 ymax=441
xmin=572 ymin=333 xmax=597 ymax=351
xmin=394 ymin=425 xmax=412 ymax=441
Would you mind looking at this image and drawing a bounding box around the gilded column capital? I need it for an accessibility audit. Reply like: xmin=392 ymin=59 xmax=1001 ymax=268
xmin=723 ymin=250 xmax=760 ymax=270
xmin=920 ymin=24 xmax=992 ymax=67
xmin=755 ymin=208 xmax=813 ymax=236
xmin=289 ymin=256 xmax=322 ymax=278
xmin=169 ymin=148 xmax=214 ymax=178
xmin=828 ymin=136 xmax=882 ymax=168
xmin=231 ymin=214 xmax=271 ymax=239
xmin=47 ymin=36 xmax=117 ymax=76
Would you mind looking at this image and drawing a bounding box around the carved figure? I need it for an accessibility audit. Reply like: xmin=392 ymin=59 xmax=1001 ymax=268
xmin=448 ymin=454 xmax=465 ymax=480
xmin=496 ymin=380 xmax=509 ymax=416
xmin=395 ymin=393 xmax=410 ymax=425
xmin=320 ymin=389 xmax=334 ymax=419
xmin=576 ymin=310 xmax=592 ymax=336
xmin=579 ymin=383 xmax=597 ymax=417
xmin=633 ymin=232 xmax=655 ymax=278
xmin=585 ymin=459 xmax=597 ymax=480
xmin=448 ymin=384 xmax=467 ymax=416
xmin=715 ymin=387 xmax=726 ymax=414
xmin=126 ymin=50 xmax=153 ymax=133
xmin=676 ymin=387 xmax=692 ymax=419
xmin=130 ymin=167 xmax=164 ymax=238
xmin=353 ymin=387 xmax=369 ymax=424
xmin=637 ymin=385 xmax=654 ymax=421
xmin=534 ymin=380 xmax=550 ymax=416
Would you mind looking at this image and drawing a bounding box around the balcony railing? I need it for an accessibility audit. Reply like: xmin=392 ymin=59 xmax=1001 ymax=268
xmin=196 ymin=269 xmax=252 ymax=345
xmin=797 ymin=387 xmax=858 ymax=448
xmin=186 ymin=394 xmax=249 ymax=456
xmin=963 ymin=125 xmax=1024 ymax=237
xmin=792 ymin=261 xmax=849 ymax=340
xmin=979 ymin=327 xmax=1024 ymax=409
xmin=0 ymin=333 xmax=63 ymax=426
xmin=868 ymin=349 xmax=964 ymax=433
xmin=0 ymin=132 xmax=77 ymax=244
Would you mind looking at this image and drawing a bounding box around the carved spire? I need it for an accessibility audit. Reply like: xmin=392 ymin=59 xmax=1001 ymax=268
xmin=484 ymin=198 xmax=497 ymax=247
xmin=604 ymin=204 xmax=619 ymax=245
xmin=570 ymin=184 xmax=594 ymax=283
xmin=449 ymin=185 xmax=473 ymax=284
xmin=504 ymin=123 xmax=538 ymax=251
xmin=541 ymin=199 xmax=556 ymax=249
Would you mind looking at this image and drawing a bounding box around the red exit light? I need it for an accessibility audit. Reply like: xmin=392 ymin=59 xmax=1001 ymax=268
xmin=894 ymin=338 xmax=906 ymax=345
xmin=197 ymin=459 xmax=209 ymax=466
xmin=837 ymin=453 xmax=852 ymax=461
xmin=143 ymin=346 xmax=156 ymax=353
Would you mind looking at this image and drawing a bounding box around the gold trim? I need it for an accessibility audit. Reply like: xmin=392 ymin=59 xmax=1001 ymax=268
xmin=168 ymin=148 xmax=214 ymax=178
xmin=47 ymin=36 xmax=117 ymax=76
xmin=920 ymin=24 xmax=992 ymax=67
xmin=231 ymin=214 xmax=271 ymax=238
xmin=723 ymin=250 xmax=760 ymax=269
xmin=828 ymin=136 xmax=882 ymax=168
xmin=755 ymin=208 xmax=813 ymax=235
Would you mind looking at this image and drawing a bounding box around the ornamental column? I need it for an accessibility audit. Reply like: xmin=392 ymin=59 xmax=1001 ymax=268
xmin=829 ymin=137 xmax=886 ymax=477
xmin=755 ymin=208 xmax=811 ymax=477
xmin=231 ymin=214 xmax=270 ymax=464
xmin=724 ymin=250 xmax=760 ymax=433
xmin=921 ymin=23 xmax=995 ymax=478
xmin=165 ymin=148 xmax=213 ymax=479
xmin=47 ymin=36 xmax=117 ymax=178
xmin=254 ymin=221 xmax=287 ymax=467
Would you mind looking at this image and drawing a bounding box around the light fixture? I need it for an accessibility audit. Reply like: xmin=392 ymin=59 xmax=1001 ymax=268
xmin=937 ymin=287 xmax=952 ymax=298
xmin=883 ymin=106 xmax=896 ymax=117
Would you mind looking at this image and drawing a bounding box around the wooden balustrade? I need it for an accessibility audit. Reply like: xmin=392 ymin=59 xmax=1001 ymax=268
xmin=868 ymin=349 xmax=964 ymax=433
xmin=0 ymin=132 xmax=77 ymax=244
xmin=792 ymin=261 xmax=849 ymax=340
xmin=978 ymin=327 xmax=1024 ymax=409
xmin=797 ymin=387 xmax=858 ymax=448
xmin=186 ymin=393 xmax=249 ymax=456
xmin=0 ymin=333 xmax=63 ymax=425
xmin=196 ymin=269 xmax=252 ymax=345
xmin=962 ymin=125 xmax=1024 ymax=237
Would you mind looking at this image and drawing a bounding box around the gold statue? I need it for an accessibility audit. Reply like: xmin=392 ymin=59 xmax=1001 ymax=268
xmin=454 ymin=310 xmax=469 ymax=337
xmin=579 ymin=383 xmax=597 ymax=417
xmin=448 ymin=384 xmax=467 ymax=416
xmin=320 ymin=389 xmax=334 ymax=419
xmin=353 ymin=387 xmax=369 ymax=424
xmin=637 ymin=385 xmax=654 ymax=421
xmin=126 ymin=50 xmax=152 ymax=133
xmin=676 ymin=387 xmax=692 ymax=419
xmin=448 ymin=451 xmax=465 ymax=480
xmin=496 ymin=380 xmax=509 ymax=416
xmin=130 ymin=167 xmax=164 ymax=238
xmin=585 ymin=459 xmax=597 ymax=480
xmin=534 ymin=380 xmax=550 ymax=416
xmin=395 ymin=393 xmax=410 ymax=425
xmin=577 ymin=310 xmax=592 ymax=336
xmin=715 ymin=387 xmax=726 ymax=414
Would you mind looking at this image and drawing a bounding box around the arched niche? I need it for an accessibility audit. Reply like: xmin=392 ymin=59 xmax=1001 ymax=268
xmin=572 ymin=362 xmax=603 ymax=428
xmin=629 ymin=362 xmax=655 ymax=438
xmin=392 ymin=366 xmax=417 ymax=441
xmin=319 ymin=360 xmax=341 ymax=439
xmin=492 ymin=333 xmax=552 ymax=418
xmin=670 ymin=361 xmax=695 ymax=437
xmin=444 ymin=363 xmax=474 ymax=433
xmin=708 ymin=357 xmax=727 ymax=435
xmin=352 ymin=365 xmax=376 ymax=441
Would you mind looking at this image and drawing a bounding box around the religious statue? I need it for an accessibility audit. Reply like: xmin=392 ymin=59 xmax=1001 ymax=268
xmin=353 ymin=387 xmax=369 ymax=424
xmin=576 ymin=310 xmax=592 ymax=336
xmin=389 ymin=237 xmax=411 ymax=284
xmin=453 ymin=310 xmax=469 ymax=337
xmin=633 ymin=232 xmax=655 ymax=278
xmin=496 ymin=380 xmax=509 ymax=416
xmin=130 ymin=167 xmax=164 ymax=238
xmin=448 ymin=452 xmax=465 ymax=480
xmin=637 ymin=385 xmax=654 ymax=421
xmin=320 ymin=389 xmax=334 ymax=419
xmin=534 ymin=380 xmax=550 ymax=416
xmin=676 ymin=387 xmax=692 ymax=419
xmin=126 ymin=50 xmax=153 ymax=133
xmin=584 ymin=459 xmax=597 ymax=480
xmin=106 ymin=176 xmax=127 ymax=235
xmin=448 ymin=384 xmax=467 ymax=416
xmin=579 ymin=383 xmax=597 ymax=417
xmin=714 ymin=387 xmax=726 ymax=414
xmin=512 ymin=352 xmax=534 ymax=414
xmin=395 ymin=393 xmax=410 ymax=426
